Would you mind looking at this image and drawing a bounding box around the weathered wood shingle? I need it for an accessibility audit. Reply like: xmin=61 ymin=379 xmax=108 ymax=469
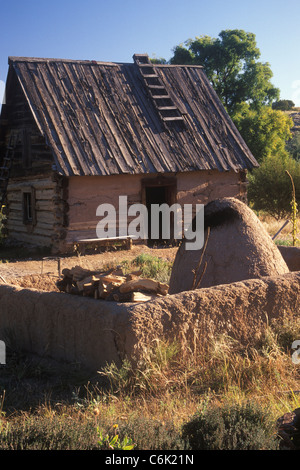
xmin=7 ymin=55 xmax=258 ymax=176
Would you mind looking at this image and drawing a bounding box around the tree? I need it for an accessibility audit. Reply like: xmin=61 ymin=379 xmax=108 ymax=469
xmin=150 ymin=56 xmax=167 ymax=64
xmin=170 ymin=29 xmax=279 ymax=114
xmin=232 ymin=104 xmax=293 ymax=163
xmin=272 ymin=100 xmax=295 ymax=111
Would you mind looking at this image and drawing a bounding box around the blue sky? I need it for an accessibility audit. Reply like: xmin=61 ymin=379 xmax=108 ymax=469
xmin=1 ymin=0 xmax=300 ymax=106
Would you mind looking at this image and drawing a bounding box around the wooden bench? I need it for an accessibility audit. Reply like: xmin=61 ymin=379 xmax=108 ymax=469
xmin=69 ymin=236 xmax=134 ymax=255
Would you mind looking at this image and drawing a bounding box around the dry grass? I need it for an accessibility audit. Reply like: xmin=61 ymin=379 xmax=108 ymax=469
xmin=258 ymin=212 xmax=299 ymax=245
xmin=0 ymin=216 xmax=300 ymax=449
xmin=2 ymin=313 xmax=299 ymax=447
xmin=0 ymin=310 xmax=299 ymax=450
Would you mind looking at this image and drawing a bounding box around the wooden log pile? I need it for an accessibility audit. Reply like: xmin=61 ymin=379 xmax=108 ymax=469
xmin=56 ymin=265 xmax=169 ymax=302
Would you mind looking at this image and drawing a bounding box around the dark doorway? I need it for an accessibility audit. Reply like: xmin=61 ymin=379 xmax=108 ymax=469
xmin=144 ymin=181 xmax=177 ymax=246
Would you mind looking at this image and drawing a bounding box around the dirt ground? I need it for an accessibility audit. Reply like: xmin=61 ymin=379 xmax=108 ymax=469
xmin=0 ymin=244 xmax=178 ymax=290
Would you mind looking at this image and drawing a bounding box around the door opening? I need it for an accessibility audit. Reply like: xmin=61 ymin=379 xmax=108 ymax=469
xmin=144 ymin=181 xmax=176 ymax=246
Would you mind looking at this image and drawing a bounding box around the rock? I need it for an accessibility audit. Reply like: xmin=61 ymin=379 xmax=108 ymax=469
xmin=277 ymin=408 xmax=300 ymax=450
xmin=169 ymin=197 xmax=289 ymax=294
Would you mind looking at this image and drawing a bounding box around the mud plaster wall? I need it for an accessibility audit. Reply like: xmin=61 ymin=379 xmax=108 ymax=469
xmin=0 ymin=271 xmax=300 ymax=371
xmin=0 ymin=284 xmax=132 ymax=371
xmin=128 ymin=272 xmax=300 ymax=359
xmin=65 ymin=170 xmax=243 ymax=244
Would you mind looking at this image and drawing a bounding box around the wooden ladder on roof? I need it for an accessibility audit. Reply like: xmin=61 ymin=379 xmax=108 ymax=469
xmin=0 ymin=131 xmax=18 ymax=209
xmin=133 ymin=54 xmax=185 ymax=128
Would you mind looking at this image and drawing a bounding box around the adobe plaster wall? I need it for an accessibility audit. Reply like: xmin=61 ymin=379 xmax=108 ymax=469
xmin=0 ymin=270 xmax=299 ymax=371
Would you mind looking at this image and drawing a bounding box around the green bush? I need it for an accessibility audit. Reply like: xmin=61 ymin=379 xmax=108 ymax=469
xmin=181 ymin=402 xmax=279 ymax=450
xmin=248 ymin=153 xmax=300 ymax=219
xmin=119 ymin=417 xmax=187 ymax=450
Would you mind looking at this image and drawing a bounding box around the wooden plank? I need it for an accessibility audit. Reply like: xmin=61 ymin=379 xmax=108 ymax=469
xmin=14 ymin=63 xmax=71 ymax=176
xmin=38 ymin=61 xmax=90 ymax=175
xmin=87 ymin=65 xmax=136 ymax=174
xmin=29 ymin=62 xmax=83 ymax=175
xmin=119 ymin=278 xmax=168 ymax=295
xmin=124 ymin=66 xmax=173 ymax=172
xmin=59 ymin=62 xmax=109 ymax=176
xmin=131 ymin=292 xmax=158 ymax=302
xmin=162 ymin=116 xmax=184 ymax=122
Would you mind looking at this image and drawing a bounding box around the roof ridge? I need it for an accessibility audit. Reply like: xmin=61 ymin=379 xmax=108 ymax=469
xmin=8 ymin=56 xmax=203 ymax=69
xmin=8 ymin=56 xmax=118 ymax=66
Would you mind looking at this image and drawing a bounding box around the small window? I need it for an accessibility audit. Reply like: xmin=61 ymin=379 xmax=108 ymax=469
xmin=22 ymin=188 xmax=36 ymax=225
xmin=23 ymin=192 xmax=32 ymax=222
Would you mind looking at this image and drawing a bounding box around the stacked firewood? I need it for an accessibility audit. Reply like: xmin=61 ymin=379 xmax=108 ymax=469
xmin=56 ymin=265 xmax=169 ymax=303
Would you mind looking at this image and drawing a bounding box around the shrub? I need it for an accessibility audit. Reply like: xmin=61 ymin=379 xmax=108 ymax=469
xmin=247 ymin=153 xmax=300 ymax=219
xmin=0 ymin=415 xmax=100 ymax=450
xmin=119 ymin=417 xmax=186 ymax=450
xmin=181 ymin=402 xmax=279 ymax=450
xmin=0 ymin=413 xmax=184 ymax=451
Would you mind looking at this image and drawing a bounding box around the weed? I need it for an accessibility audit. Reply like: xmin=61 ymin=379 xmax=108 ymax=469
xmin=286 ymin=170 xmax=299 ymax=246
xmin=97 ymin=423 xmax=135 ymax=450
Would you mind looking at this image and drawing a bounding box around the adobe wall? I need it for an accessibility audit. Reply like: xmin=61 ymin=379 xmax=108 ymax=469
xmin=128 ymin=272 xmax=300 ymax=359
xmin=277 ymin=245 xmax=300 ymax=272
xmin=0 ymin=283 xmax=131 ymax=371
xmin=65 ymin=170 xmax=243 ymax=247
xmin=0 ymin=271 xmax=299 ymax=371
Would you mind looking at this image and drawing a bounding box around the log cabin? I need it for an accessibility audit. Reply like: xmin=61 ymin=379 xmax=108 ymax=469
xmin=0 ymin=54 xmax=258 ymax=253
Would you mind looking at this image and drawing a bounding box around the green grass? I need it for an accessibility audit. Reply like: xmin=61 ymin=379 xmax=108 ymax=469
xmin=274 ymin=239 xmax=293 ymax=246
xmin=121 ymin=253 xmax=173 ymax=284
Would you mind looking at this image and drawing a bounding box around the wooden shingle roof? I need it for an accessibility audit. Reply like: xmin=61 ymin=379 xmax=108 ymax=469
xmin=6 ymin=55 xmax=258 ymax=176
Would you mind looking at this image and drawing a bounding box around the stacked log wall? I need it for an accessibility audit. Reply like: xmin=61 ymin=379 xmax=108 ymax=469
xmin=1 ymin=70 xmax=68 ymax=251
xmin=5 ymin=174 xmax=68 ymax=251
